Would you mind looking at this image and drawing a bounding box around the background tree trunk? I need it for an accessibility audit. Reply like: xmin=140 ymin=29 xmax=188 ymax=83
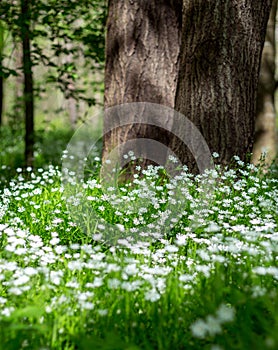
xmin=21 ymin=0 xmax=34 ymax=167
xmin=172 ymin=0 xmax=272 ymax=170
xmin=13 ymin=41 xmax=24 ymax=130
xmin=0 ymin=69 xmax=3 ymax=128
xmin=252 ymin=0 xmax=277 ymax=166
xmin=103 ymin=0 xmax=182 ymax=165
xmin=0 ymin=21 xmax=4 ymax=127
xmin=63 ymin=42 xmax=78 ymax=129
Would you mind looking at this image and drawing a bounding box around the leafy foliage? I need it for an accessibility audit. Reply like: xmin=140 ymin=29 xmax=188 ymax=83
xmin=0 ymin=0 xmax=107 ymax=103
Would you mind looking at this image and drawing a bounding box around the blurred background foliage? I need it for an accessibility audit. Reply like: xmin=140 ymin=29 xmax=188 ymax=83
xmin=0 ymin=0 xmax=107 ymax=181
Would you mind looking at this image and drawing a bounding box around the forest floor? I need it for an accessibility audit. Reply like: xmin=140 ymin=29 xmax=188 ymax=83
xmin=0 ymin=128 xmax=277 ymax=350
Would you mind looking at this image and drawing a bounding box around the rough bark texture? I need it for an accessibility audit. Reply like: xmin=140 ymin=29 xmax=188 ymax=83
xmin=103 ymin=0 xmax=182 ymax=163
xmin=0 ymin=23 xmax=3 ymax=127
xmin=173 ymin=0 xmax=272 ymax=169
xmin=21 ymin=0 xmax=34 ymax=167
xmin=252 ymin=0 xmax=277 ymax=166
xmin=103 ymin=0 xmax=272 ymax=173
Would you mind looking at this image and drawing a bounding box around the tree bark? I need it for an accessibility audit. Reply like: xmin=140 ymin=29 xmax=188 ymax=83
xmin=0 ymin=21 xmax=4 ymax=127
xmin=13 ymin=41 xmax=24 ymax=129
xmin=252 ymin=0 xmax=277 ymax=166
xmin=21 ymin=0 xmax=34 ymax=167
xmin=103 ymin=0 xmax=182 ymax=165
xmin=172 ymin=0 xmax=272 ymax=170
xmin=0 ymin=72 xmax=3 ymax=127
xmin=103 ymin=0 xmax=272 ymax=173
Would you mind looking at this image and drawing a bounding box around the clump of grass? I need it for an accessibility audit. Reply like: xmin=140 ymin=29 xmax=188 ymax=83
xmin=0 ymin=156 xmax=277 ymax=350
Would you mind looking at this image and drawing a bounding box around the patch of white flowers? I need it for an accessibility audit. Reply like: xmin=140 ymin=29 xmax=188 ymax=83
xmin=0 ymin=161 xmax=277 ymax=346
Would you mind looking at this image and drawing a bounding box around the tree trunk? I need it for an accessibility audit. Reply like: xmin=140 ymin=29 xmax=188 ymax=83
xmin=0 ymin=72 xmax=3 ymax=127
xmin=21 ymin=0 xmax=34 ymax=167
xmin=63 ymin=42 xmax=78 ymax=129
xmin=0 ymin=21 xmax=4 ymax=127
xmin=252 ymin=0 xmax=277 ymax=166
xmin=103 ymin=0 xmax=272 ymax=173
xmin=13 ymin=41 xmax=24 ymax=130
xmin=103 ymin=0 xmax=182 ymax=166
xmin=172 ymin=0 xmax=272 ymax=170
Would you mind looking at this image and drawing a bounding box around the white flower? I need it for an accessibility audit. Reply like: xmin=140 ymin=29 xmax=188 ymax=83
xmin=13 ymin=275 xmax=30 ymax=286
xmin=124 ymin=264 xmax=138 ymax=276
xmin=1 ymin=307 xmax=15 ymax=317
xmin=176 ymin=234 xmax=187 ymax=246
xmin=24 ymin=267 xmax=38 ymax=276
xmin=50 ymin=237 xmax=60 ymax=246
xmin=144 ymin=288 xmax=160 ymax=302
xmin=216 ymin=304 xmax=235 ymax=323
xmin=98 ymin=309 xmax=108 ymax=316
xmin=206 ymin=315 xmax=222 ymax=336
xmin=206 ymin=222 xmax=221 ymax=233
xmin=50 ymin=270 xmax=63 ymax=285
xmin=91 ymin=277 xmax=103 ymax=288
xmin=190 ymin=319 xmax=208 ymax=338
xmin=108 ymin=278 xmax=121 ymax=289
xmin=68 ymin=261 xmax=83 ymax=271
xmin=164 ymin=245 xmax=179 ymax=253
xmin=80 ymin=302 xmax=94 ymax=310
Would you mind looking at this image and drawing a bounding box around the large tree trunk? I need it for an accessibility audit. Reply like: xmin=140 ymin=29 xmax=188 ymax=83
xmin=172 ymin=0 xmax=272 ymax=170
xmin=103 ymin=0 xmax=272 ymax=174
xmin=103 ymin=0 xmax=182 ymax=166
xmin=21 ymin=0 xmax=34 ymax=167
xmin=252 ymin=0 xmax=277 ymax=166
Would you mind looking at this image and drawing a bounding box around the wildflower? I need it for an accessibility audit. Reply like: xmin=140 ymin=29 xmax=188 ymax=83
xmin=1 ymin=307 xmax=15 ymax=317
xmin=124 ymin=264 xmax=138 ymax=275
xmin=50 ymin=270 xmax=63 ymax=285
xmin=12 ymin=275 xmax=30 ymax=286
xmin=98 ymin=309 xmax=108 ymax=316
xmin=190 ymin=319 xmax=208 ymax=338
xmin=50 ymin=237 xmax=60 ymax=245
xmin=80 ymin=302 xmax=94 ymax=310
xmin=92 ymin=233 xmax=103 ymax=241
xmin=108 ymin=278 xmax=121 ymax=289
xmin=68 ymin=261 xmax=83 ymax=271
xmin=216 ymin=304 xmax=235 ymax=323
xmin=144 ymin=288 xmax=160 ymax=302
xmin=176 ymin=234 xmax=187 ymax=246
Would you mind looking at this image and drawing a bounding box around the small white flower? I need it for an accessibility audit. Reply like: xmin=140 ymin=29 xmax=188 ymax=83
xmin=191 ymin=319 xmax=208 ymax=338
xmin=108 ymin=278 xmax=121 ymax=289
xmin=216 ymin=304 xmax=235 ymax=323
xmin=92 ymin=233 xmax=103 ymax=241
xmin=176 ymin=234 xmax=187 ymax=246
xmin=144 ymin=288 xmax=160 ymax=302
xmin=50 ymin=237 xmax=60 ymax=246
xmin=98 ymin=309 xmax=108 ymax=316
xmin=13 ymin=275 xmax=30 ymax=286
xmin=124 ymin=264 xmax=138 ymax=275
xmin=68 ymin=261 xmax=83 ymax=271
xmin=1 ymin=307 xmax=15 ymax=317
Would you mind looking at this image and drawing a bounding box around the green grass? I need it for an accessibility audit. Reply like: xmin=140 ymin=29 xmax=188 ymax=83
xmin=0 ymin=148 xmax=277 ymax=350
